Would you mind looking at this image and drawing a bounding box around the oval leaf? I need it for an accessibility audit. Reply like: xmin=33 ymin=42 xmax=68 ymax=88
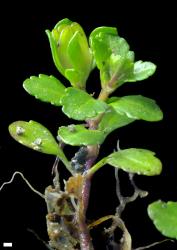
xmin=110 ymin=95 xmax=163 ymax=121
xmin=58 ymin=125 xmax=105 ymax=146
xmin=148 ymin=200 xmax=177 ymax=239
xmin=130 ymin=60 xmax=156 ymax=81
xmin=98 ymin=107 xmax=135 ymax=135
xmin=9 ymin=120 xmax=60 ymax=155
xmin=107 ymin=148 xmax=162 ymax=175
xmin=61 ymin=87 xmax=108 ymax=120
xmin=23 ymin=74 xmax=66 ymax=106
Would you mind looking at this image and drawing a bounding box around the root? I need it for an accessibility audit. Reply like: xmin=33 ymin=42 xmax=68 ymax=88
xmin=0 ymin=171 xmax=44 ymax=199
xmin=27 ymin=228 xmax=53 ymax=250
xmin=134 ymin=239 xmax=174 ymax=249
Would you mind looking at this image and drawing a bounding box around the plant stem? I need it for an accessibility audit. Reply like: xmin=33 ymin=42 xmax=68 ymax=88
xmin=77 ymin=146 xmax=99 ymax=250
xmin=98 ymin=89 xmax=110 ymax=101
xmin=77 ymin=178 xmax=93 ymax=250
xmin=77 ymin=88 xmax=110 ymax=249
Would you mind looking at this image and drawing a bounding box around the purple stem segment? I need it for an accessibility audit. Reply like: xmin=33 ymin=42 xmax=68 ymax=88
xmin=78 ymin=90 xmax=109 ymax=250
xmin=78 ymin=148 xmax=99 ymax=250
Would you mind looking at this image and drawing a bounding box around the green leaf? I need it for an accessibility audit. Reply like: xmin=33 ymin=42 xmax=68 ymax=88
xmin=107 ymin=51 xmax=134 ymax=87
xmin=90 ymin=26 xmax=118 ymax=42
xmin=100 ymin=32 xmax=130 ymax=57
xmin=89 ymin=27 xmax=118 ymax=70
xmin=23 ymin=74 xmax=66 ymax=106
xmin=54 ymin=18 xmax=72 ymax=29
xmin=68 ymin=31 xmax=92 ymax=74
xmin=148 ymin=201 xmax=177 ymax=239
xmin=90 ymin=29 xmax=130 ymax=71
xmin=65 ymin=28 xmax=93 ymax=88
xmin=90 ymin=28 xmax=135 ymax=91
xmin=65 ymin=69 xmax=83 ymax=88
xmin=98 ymin=107 xmax=135 ymax=135
xmin=129 ymin=60 xmax=156 ymax=81
xmin=110 ymin=95 xmax=163 ymax=121
xmin=47 ymin=19 xmax=93 ymax=89
xmin=58 ymin=125 xmax=105 ymax=146
xmin=61 ymin=87 xmax=108 ymax=120
xmin=45 ymin=29 xmax=65 ymax=75
xmin=9 ymin=120 xmax=60 ymax=155
xmin=107 ymin=148 xmax=162 ymax=175
xmin=90 ymin=26 xmax=156 ymax=91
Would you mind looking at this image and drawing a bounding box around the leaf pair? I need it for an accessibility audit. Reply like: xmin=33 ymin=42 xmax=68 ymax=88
xmin=22 ymin=77 xmax=109 ymax=147
xmin=58 ymin=92 xmax=163 ymax=145
xmin=8 ymin=120 xmax=105 ymax=158
xmin=45 ymin=19 xmax=156 ymax=93
xmin=8 ymin=120 xmax=163 ymax=177
xmin=24 ymin=74 xmax=163 ymax=123
xmin=90 ymin=27 xmax=156 ymax=92
xmin=46 ymin=18 xmax=93 ymax=89
xmin=23 ymin=75 xmax=108 ymax=121
xmin=23 ymin=74 xmax=163 ymax=147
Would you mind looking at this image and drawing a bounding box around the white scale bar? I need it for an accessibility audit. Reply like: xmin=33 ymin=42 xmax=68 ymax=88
xmin=3 ymin=243 xmax=12 ymax=247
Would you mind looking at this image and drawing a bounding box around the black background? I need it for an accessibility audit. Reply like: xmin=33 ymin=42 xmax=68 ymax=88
xmin=0 ymin=1 xmax=177 ymax=249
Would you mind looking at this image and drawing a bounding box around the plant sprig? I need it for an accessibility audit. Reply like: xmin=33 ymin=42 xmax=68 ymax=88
xmin=7 ymin=18 xmax=176 ymax=249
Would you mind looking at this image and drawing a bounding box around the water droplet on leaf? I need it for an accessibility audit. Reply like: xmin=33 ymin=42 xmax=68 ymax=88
xmin=33 ymin=138 xmax=42 ymax=145
xmin=16 ymin=126 xmax=25 ymax=135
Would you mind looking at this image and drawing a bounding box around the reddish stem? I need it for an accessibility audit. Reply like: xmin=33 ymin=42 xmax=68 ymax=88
xmin=78 ymin=147 xmax=99 ymax=250
xmin=77 ymin=89 xmax=110 ymax=250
